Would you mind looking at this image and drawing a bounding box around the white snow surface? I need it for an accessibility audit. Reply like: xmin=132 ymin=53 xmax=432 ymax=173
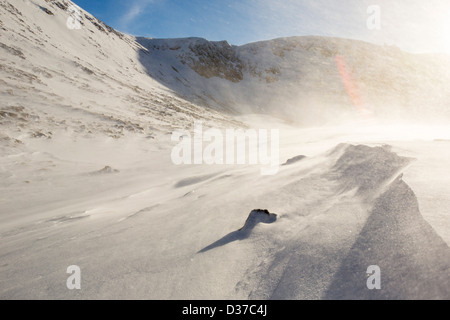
xmin=0 ymin=0 xmax=449 ymax=300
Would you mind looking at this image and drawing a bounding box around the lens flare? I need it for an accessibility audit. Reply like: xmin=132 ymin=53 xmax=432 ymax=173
xmin=336 ymin=55 xmax=371 ymax=117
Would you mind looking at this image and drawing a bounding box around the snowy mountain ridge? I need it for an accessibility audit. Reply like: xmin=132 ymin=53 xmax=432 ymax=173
xmin=2 ymin=0 xmax=450 ymax=145
xmin=138 ymin=35 xmax=450 ymax=124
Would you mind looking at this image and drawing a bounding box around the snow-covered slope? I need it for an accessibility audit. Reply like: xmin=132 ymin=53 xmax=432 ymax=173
xmin=138 ymin=36 xmax=450 ymax=124
xmin=1 ymin=132 xmax=449 ymax=300
xmin=3 ymin=0 xmax=450 ymax=141
xmin=0 ymin=0 xmax=243 ymax=150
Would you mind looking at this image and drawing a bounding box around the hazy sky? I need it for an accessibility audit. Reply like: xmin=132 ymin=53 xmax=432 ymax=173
xmin=72 ymin=0 xmax=450 ymax=53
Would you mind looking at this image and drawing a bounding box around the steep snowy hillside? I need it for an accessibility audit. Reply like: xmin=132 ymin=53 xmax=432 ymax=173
xmin=137 ymin=36 xmax=450 ymax=124
xmin=0 ymin=0 xmax=242 ymax=151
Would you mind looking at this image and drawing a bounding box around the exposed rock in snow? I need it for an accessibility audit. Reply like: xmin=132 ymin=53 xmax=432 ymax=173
xmin=90 ymin=166 xmax=119 ymax=175
xmin=239 ymin=209 xmax=278 ymax=232
xmin=198 ymin=209 xmax=277 ymax=253
xmin=283 ymin=155 xmax=307 ymax=166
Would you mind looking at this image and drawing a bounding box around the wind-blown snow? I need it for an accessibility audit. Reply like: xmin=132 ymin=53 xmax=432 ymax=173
xmin=0 ymin=0 xmax=449 ymax=300
xmin=136 ymin=36 xmax=450 ymax=125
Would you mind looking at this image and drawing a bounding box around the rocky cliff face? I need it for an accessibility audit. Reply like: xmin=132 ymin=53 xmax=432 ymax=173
xmin=183 ymin=39 xmax=244 ymax=83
